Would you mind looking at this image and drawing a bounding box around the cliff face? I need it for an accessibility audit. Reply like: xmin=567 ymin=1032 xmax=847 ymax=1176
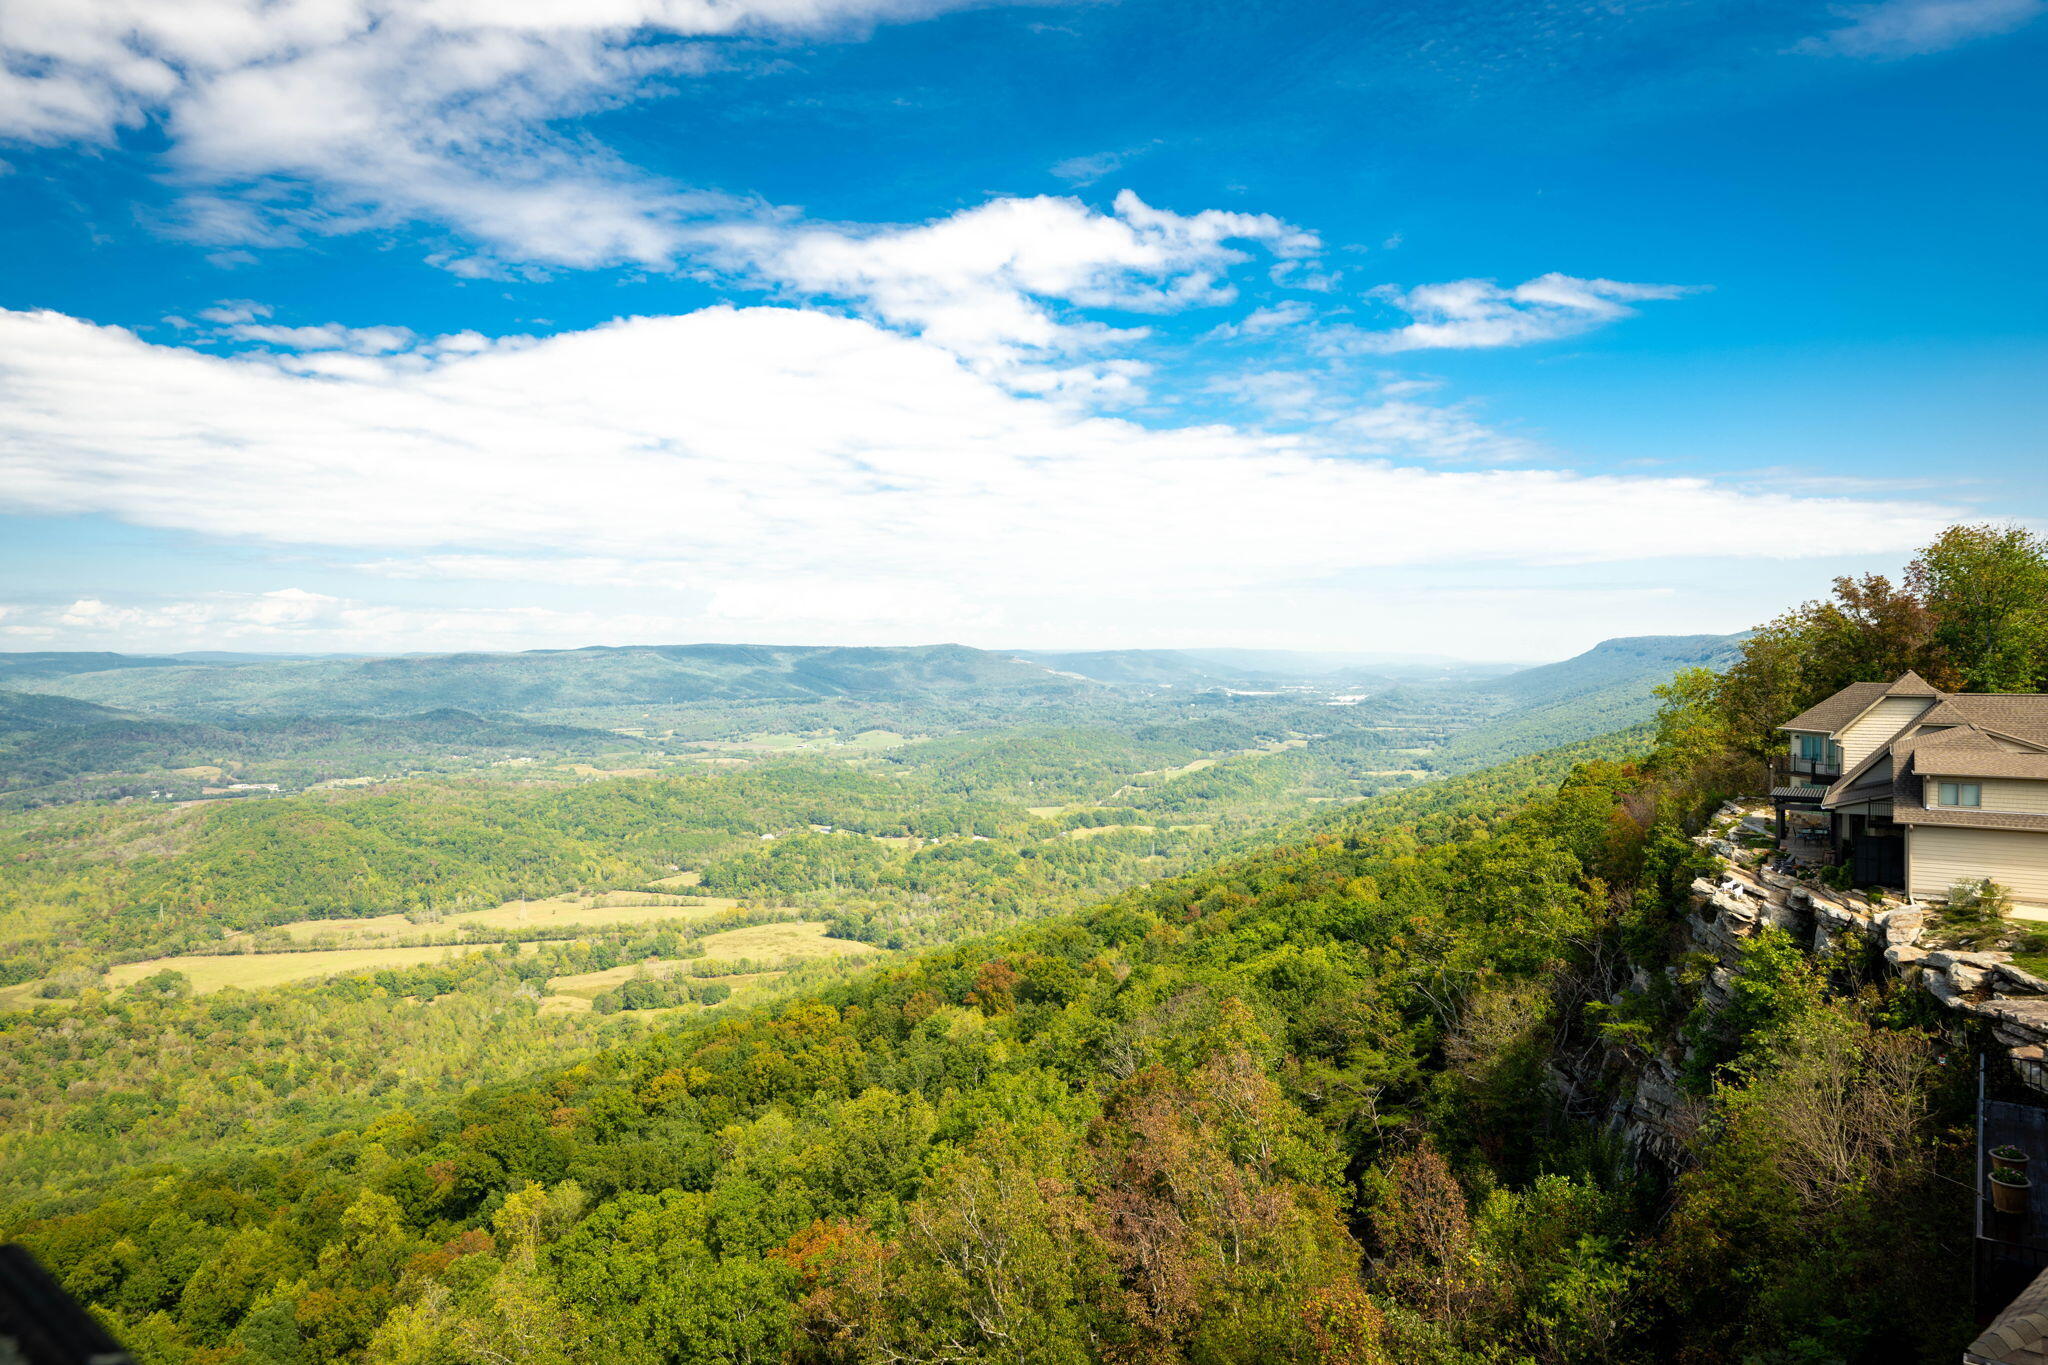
xmin=1559 ymin=802 xmax=2048 ymax=1164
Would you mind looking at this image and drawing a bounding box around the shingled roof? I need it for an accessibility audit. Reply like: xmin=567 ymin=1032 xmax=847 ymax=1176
xmin=1919 ymin=693 xmax=2048 ymax=748
xmin=1968 ymin=1263 xmax=2048 ymax=1364
xmin=1917 ymin=750 xmax=2048 ymax=780
xmin=1780 ymin=681 xmax=1893 ymax=734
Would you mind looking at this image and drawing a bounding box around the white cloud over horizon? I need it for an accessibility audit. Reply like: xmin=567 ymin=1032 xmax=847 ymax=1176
xmin=0 ymin=302 xmax=1964 ymax=655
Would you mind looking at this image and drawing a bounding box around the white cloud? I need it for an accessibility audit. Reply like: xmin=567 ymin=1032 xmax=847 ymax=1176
xmin=1353 ymin=273 xmax=1696 ymax=352
xmin=1205 ymin=301 xmax=1316 ymax=340
xmin=226 ymin=322 xmax=419 ymax=354
xmin=1049 ymin=142 xmax=1157 ymax=187
xmin=0 ymin=0 xmax=1004 ymax=268
xmin=0 ymin=303 xmax=1960 ymax=653
xmin=697 ymin=190 xmax=1319 ymax=374
xmin=15 ymin=589 xmax=712 ymax=654
xmin=1799 ymin=0 xmax=2043 ymax=56
xmin=196 ymin=299 xmax=272 ymax=325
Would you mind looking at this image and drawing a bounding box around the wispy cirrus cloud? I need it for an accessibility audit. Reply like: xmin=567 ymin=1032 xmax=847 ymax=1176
xmin=1351 ymin=274 xmax=1698 ymax=352
xmin=1797 ymin=0 xmax=2043 ymax=57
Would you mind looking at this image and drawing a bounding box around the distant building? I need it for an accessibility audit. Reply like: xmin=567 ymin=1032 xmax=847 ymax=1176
xmin=1773 ymin=671 xmax=2048 ymax=905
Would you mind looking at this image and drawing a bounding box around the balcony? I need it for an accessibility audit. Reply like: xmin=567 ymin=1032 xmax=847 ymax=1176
xmin=1789 ymin=754 xmax=1842 ymax=780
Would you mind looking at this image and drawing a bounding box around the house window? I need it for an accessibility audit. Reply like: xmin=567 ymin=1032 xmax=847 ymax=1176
xmin=1938 ymin=782 xmax=1982 ymax=808
xmin=1797 ymin=735 xmax=1826 ymax=761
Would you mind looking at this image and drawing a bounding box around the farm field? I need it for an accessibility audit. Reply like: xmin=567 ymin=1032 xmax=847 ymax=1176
xmin=103 ymin=943 xmax=490 ymax=994
xmin=699 ymin=919 xmax=883 ymax=963
xmin=1064 ymin=822 xmax=1158 ymax=839
xmin=274 ymin=889 xmax=747 ymax=946
xmin=538 ymin=921 xmax=881 ymax=1011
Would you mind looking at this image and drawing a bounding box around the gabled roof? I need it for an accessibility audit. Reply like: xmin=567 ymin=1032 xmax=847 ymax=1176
xmin=1907 ymin=723 xmax=2048 ymax=779
xmin=1780 ymin=681 xmax=1892 ymax=734
xmin=1918 ymin=693 xmax=2048 ymax=748
xmin=1887 ymin=669 xmax=1945 ymax=697
xmin=1782 ymin=670 xmax=1949 ymax=735
xmin=1886 ymin=725 xmax=2048 ymax=829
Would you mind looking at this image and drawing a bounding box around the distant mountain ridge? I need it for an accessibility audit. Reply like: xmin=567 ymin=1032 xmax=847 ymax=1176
xmin=7 ymin=635 xmax=1739 ymax=720
xmin=1010 ymin=647 xmax=1521 ymax=688
xmin=25 ymin=642 xmax=1104 ymax=716
xmin=1473 ymin=633 xmax=1744 ymax=707
xmin=1432 ymin=633 xmax=1744 ymax=769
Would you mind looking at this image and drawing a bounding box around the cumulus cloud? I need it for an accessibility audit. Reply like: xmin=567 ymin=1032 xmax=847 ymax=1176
xmin=698 ymin=191 xmax=1319 ymax=374
xmin=1354 ymin=274 xmax=1696 ymax=352
xmin=0 ymin=0 xmax=1003 ymax=268
xmin=1798 ymin=0 xmax=2043 ymax=57
xmin=0 ymin=304 xmax=1957 ymax=652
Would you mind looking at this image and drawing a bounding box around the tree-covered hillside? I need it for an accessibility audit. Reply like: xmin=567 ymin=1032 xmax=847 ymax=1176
xmin=1 ymin=719 xmax=1971 ymax=1364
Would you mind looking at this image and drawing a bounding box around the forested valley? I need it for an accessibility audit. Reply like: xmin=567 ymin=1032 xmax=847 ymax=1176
xmin=9 ymin=534 xmax=2046 ymax=1363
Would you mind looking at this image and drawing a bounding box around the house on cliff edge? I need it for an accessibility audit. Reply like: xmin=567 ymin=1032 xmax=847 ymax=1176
xmin=1772 ymin=671 xmax=2048 ymax=907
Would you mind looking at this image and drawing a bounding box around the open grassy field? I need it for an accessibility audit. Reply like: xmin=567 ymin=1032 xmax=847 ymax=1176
xmin=540 ymin=968 xmax=783 ymax=1013
xmin=537 ymin=923 xmax=874 ymax=1011
xmin=104 ymin=943 xmax=490 ymax=995
xmin=699 ymin=920 xmax=883 ymax=963
xmin=0 ymin=979 xmax=64 ymax=1012
xmin=275 ymin=890 xmax=746 ymax=946
xmin=1064 ymin=823 xmax=1158 ymax=840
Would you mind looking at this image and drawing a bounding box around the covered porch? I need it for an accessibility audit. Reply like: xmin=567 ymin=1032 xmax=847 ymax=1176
xmin=1769 ymin=785 xmax=1833 ymax=865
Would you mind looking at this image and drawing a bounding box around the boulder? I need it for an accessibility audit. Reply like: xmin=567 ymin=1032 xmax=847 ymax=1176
xmin=1923 ymin=949 xmax=2005 ymax=971
xmin=1995 ymin=964 xmax=2048 ymax=996
xmin=1874 ymin=907 xmax=1926 ymax=947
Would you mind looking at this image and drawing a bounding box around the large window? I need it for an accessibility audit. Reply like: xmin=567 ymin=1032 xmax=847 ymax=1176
xmin=1793 ymin=734 xmax=1840 ymax=768
xmin=1937 ymin=781 xmax=1982 ymax=808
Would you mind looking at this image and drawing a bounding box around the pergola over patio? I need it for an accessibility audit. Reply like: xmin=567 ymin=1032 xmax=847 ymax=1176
xmin=1769 ymin=784 xmax=1830 ymax=844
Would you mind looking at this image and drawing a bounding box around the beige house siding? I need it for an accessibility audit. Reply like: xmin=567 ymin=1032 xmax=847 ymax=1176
xmin=1838 ymin=696 xmax=1935 ymax=767
xmin=1983 ymin=779 xmax=2048 ymax=814
xmin=1920 ymin=777 xmax=2048 ymax=814
xmin=1909 ymin=826 xmax=2048 ymax=906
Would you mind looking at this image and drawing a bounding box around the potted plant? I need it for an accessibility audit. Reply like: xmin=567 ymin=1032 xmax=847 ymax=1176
xmin=1992 ymin=1167 xmax=2032 ymax=1215
xmin=1995 ymin=1145 xmax=2031 ymax=1177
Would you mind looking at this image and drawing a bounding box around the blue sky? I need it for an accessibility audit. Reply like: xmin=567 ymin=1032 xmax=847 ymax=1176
xmin=0 ymin=0 xmax=2042 ymax=660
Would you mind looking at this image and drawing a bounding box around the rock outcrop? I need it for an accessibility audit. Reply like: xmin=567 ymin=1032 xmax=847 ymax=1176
xmin=1563 ymin=801 xmax=2048 ymax=1163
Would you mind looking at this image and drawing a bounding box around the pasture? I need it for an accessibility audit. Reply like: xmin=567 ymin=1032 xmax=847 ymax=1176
xmin=698 ymin=920 xmax=882 ymax=963
xmin=537 ymin=921 xmax=877 ymax=1011
xmin=275 ymin=890 xmax=745 ymax=946
xmin=104 ymin=943 xmax=490 ymax=995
